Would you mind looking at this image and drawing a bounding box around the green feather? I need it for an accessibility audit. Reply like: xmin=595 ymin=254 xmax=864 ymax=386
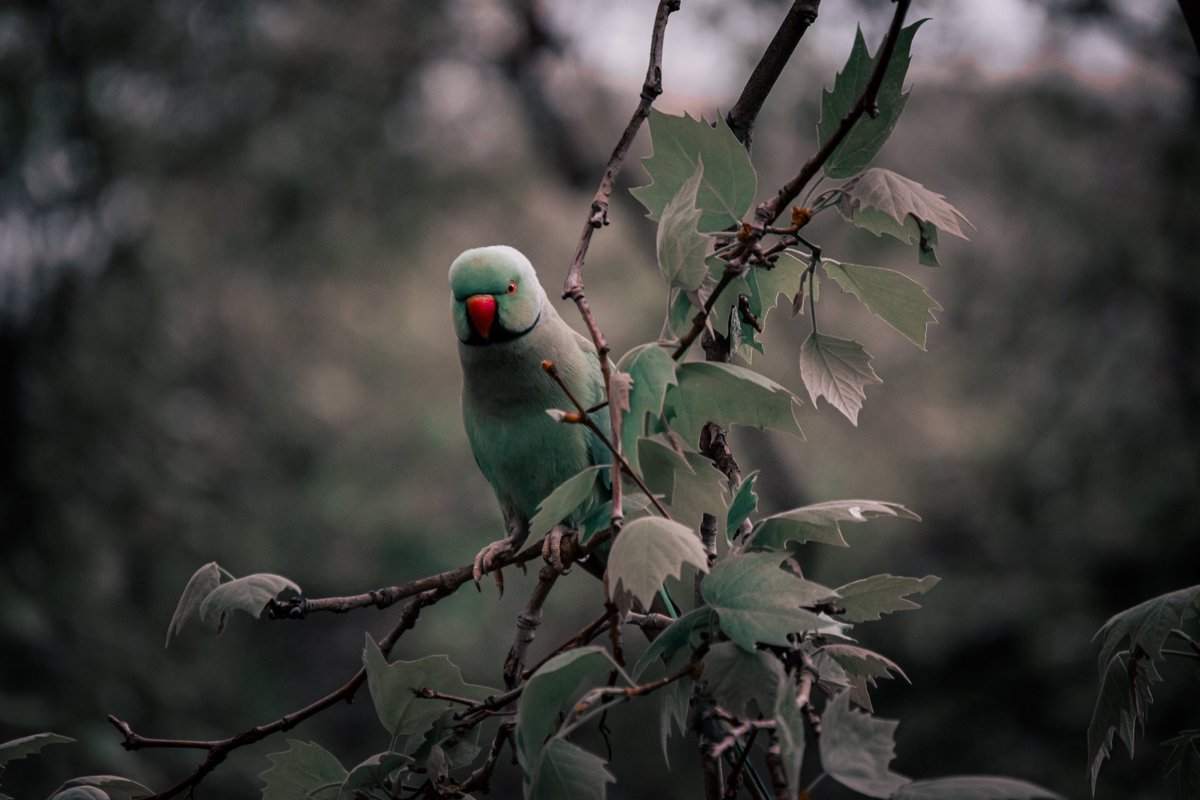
xmin=451 ymin=246 xmax=610 ymax=544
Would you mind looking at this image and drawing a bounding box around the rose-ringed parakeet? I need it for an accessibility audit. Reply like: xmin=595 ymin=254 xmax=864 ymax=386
xmin=449 ymin=245 xmax=610 ymax=585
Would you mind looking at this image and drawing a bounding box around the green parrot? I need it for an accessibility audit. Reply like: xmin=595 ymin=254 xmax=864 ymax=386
xmin=449 ymin=245 xmax=610 ymax=585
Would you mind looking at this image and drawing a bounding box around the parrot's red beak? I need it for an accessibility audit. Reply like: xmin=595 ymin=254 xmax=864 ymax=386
xmin=465 ymin=294 xmax=497 ymax=339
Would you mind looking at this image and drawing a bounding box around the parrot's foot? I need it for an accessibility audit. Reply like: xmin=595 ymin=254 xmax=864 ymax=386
xmin=473 ymin=536 xmax=518 ymax=593
xmin=541 ymin=524 xmax=579 ymax=574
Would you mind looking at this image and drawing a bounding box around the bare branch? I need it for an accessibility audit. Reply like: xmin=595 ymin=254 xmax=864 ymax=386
xmin=726 ymin=0 xmax=822 ymax=147
xmin=562 ymin=0 xmax=680 ymax=537
xmin=503 ymin=564 xmax=563 ymax=690
xmin=112 ymin=586 xmax=450 ymax=799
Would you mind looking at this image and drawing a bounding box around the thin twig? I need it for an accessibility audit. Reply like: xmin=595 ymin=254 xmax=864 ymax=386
xmin=763 ymin=729 xmax=791 ymax=800
xmin=268 ymin=538 xmax=548 ymax=619
xmin=1170 ymin=627 xmax=1200 ymax=659
xmin=722 ymin=728 xmax=761 ymax=800
xmin=542 ymin=359 xmax=670 ymax=518
xmin=563 ymin=0 xmax=680 ymax=536
xmin=521 ymin=608 xmax=615 ymax=680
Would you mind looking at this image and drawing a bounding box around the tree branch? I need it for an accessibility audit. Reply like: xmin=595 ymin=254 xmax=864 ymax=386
xmin=503 ymin=563 xmax=564 ymax=690
xmin=726 ymin=0 xmax=822 ymax=147
xmin=562 ymin=0 xmax=680 ymax=537
xmin=110 ymin=586 xmax=451 ymax=800
xmin=755 ymin=0 xmax=911 ymax=228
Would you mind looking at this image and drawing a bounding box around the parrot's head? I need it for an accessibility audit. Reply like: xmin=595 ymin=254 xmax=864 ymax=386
xmin=449 ymin=245 xmax=545 ymax=345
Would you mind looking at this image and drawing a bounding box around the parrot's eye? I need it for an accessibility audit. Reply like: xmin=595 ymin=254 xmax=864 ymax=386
xmin=506 ymin=280 xmax=518 ymax=296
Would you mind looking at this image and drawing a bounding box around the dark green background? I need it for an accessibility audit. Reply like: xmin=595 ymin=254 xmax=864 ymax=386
xmin=2 ymin=1 xmax=1197 ymax=797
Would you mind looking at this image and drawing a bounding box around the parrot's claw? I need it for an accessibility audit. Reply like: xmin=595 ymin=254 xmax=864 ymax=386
xmin=473 ymin=537 xmax=518 ymax=593
xmin=541 ymin=524 xmax=578 ymax=574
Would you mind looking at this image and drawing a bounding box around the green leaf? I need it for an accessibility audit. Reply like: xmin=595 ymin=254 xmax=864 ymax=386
xmin=820 ymin=691 xmax=910 ymax=797
xmin=701 ymin=552 xmax=834 ymax=651
xmin=749 ymin=499 xmax=920 ymax=551
xmin=834 ymin=574 xmax=939 ymax=623
xmin=665 ymin=360 xmax=803 ymax=445
xmin=50 ymin=776 xmax=155 ymax=800
xmin=529 ymin=465 xmax=609 ymax=541
xmin=630 ymin=110 xmax=756 ymax=232
xmin=633 ymin=605 xmax=716 ymax=679
xmin=709 ymin=253 xmax=808 ymax=359
xmin=821 ymin=643 xmax=909 ymax=711
xmin=892 ymin=776 xmax=1063 ymax=800
xmin=1088 ymin=650 xmax=1159 ymax=792
xmin=198 ymin=573 xmax=300 ymax=630
xmin=609 ymin=516 xmax=709 ymax=614
xmin=516 ymin=647 xmax=620 ymax=774
xmin=838 ymin=168 xmax=972 ymax=264
xmin=774 ymin=681 xmax=807 ymax=799
xmin=818 ymin=22 xmax=924 ymax=179
xmin=0 ymin=732 xmax=74 ymax=765
xmin=617 ymin=345 xmax=678 ymax=474
xmin=529 ymin=738 xmax=615 ymax=800
xmin=656 ymin=160 xmax=710 ymax=291
xmin=337 ymin=752 xmax=412 ymax=800
xmin=1165 ymin=730 xmax=1200 ymax=798
xmin=725 ymin=471 xmax=759 ymax=539
xmin=165 ymin=561 xmax=222 ymax=645
xmin=636 ymin=437 xmax=727 ymax=532
xmin=258 ymin=740 xmax=346 ymax=800
xmin=704 ymin=642 xmax=785 ymax=719
xmin=798 ymin=332 xmax=882 ymax=425
xmin=823 ymin=260 xmax=941 ymax=349
xmin=658 ymin=649 xmax=694 ymax=764
xmin=1094 ymin=585 xmax=1200 ymax=674
xmin=361 ymin=636 xmax=494 ymax=738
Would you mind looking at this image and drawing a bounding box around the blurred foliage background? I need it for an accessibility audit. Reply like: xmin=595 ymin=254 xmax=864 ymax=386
xmin=1 ymin=0 xmax=1197 ymax=797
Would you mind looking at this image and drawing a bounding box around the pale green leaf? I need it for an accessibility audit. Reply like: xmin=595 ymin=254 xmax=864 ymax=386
xmin=617 ymin=345 xmax=678 ymax=474
xmin=630 ymin=110 xmax=756 ymax=232
xmin=820 ymin=692 xmax=910 ymax=797
xmin=1094 ymin=584 xmax=1200 ymax=673
xmin=516 ymin=647 xmax=620 ymax=774
xmin=701 ymin=552 xmax=834 ymax=651
xmin=337 ymin=752 xmax=412 ymax=800
xmin=362 ymin=636 xmax=494 ymax=738
xmin=658 ymin=649 xmax=694 ymax=764
xmin=636 ymin=437 xmax=727 ymax=532
xmin=798 ymin=332 xmax=881 ymax=425
xmin=774 ymin=680 xmax=807 ymax=798
xmin=665 ymin=360 xmax=803 ymax=445
xmin=609 ymin=517 xmax=709 ymax=614
xmin=817 ymin=22 xmax=924 ymax=178
xmin=258 ymin=740 xmax=346 ymax=800
xmin=838 ymin=168 xmax=972 ymax=261
xmin=529 ymin=465 xmax=609 ymax=541
xmin=822 ymin=643 xmax=909 ymax=712
xmin=50 ymin=776 xmax=154 ymax=800
xmin=198 ymin=573 xmax=300 ymax=629
xmin=709 ymin=252 xmax=807 ymax=359
xmin=823 ymin=261 xmax=941 ymax=349
xmin=704 ymin=642 xmax=785 ymax=718
xmin=530 ymin=738 xmax=615 ymax=800
xmin=725 ymin=471 xmax=759 ymax=539
xmin=165 ymin=561 xmax=222 ymax=645
xmin=0 ymin=732 xmax=74 ymax=765
xmin=656 ymin=160 xmax=710 ymax=291
xmin=750 ymin=499 xmax=919 ymax=551
xmin=1088 ymin=650 xmax=1159 ymax=793
xmin=633 ymin=605 xmax=716 ymax=679
xmin=834 ymin=574 xmax=939 ymax=623
xmin=893 ymin=776 xmax=1063 ymax=800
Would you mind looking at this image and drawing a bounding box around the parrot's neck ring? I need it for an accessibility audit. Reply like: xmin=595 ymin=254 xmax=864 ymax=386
xmin=462 ymin=308 xmax=542 ymax=346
